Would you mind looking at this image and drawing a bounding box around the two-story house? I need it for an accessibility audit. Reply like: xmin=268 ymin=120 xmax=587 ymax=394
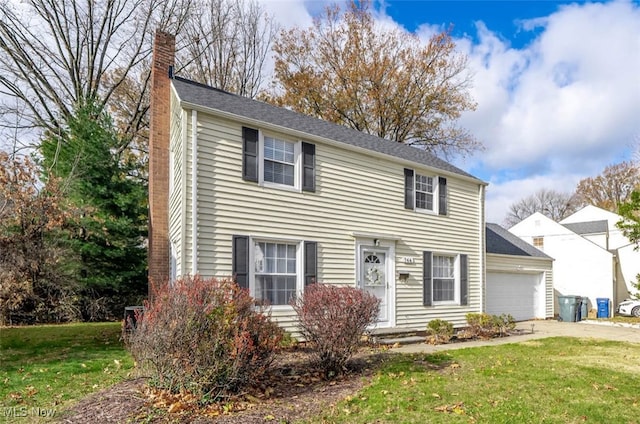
xmin=148 ymin=32 xmax=487 ymax=332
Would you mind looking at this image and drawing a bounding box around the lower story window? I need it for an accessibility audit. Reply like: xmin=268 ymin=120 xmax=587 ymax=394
xmin=433 ymin=255 xmax=455 ymax=302
xmin=254 ymin=241 xmax=298 ymax=305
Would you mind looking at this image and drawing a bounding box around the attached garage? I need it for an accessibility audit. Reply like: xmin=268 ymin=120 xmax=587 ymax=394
xmin=486 ymin=272 xmax=544 ymax=321
xmin=485 ymin=224 xmax=554 ymax=321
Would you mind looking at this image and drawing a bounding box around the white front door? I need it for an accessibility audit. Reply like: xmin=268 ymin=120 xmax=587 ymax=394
xmin=359 ymin=246 xmax=390 ymax=326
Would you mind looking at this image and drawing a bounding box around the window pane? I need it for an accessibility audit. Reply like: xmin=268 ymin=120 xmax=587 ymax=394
xmin=255 ymin=275 xmax=297 ymax=306
xmin=287 ymin=258 xmax=296 ymax=273
xmin=264 ymin=160 xmax=295 ymax=186
xmin=264 ymin=137 xmax=294 ymax=164
xmin=433 ymin=278 xmax=455 ymax=301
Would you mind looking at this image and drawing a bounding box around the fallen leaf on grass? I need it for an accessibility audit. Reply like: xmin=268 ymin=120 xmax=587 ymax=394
xmin=434 ymin=402 xmax=465 ymax=415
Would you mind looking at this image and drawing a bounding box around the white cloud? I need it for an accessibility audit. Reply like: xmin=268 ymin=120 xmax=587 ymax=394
xmin=457 ymin=0 xmax=640 ymax=222
xmin=256 ymin=0 xmax=314 ymax=29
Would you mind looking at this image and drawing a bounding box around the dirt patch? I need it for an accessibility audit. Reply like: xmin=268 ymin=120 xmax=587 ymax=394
xmin=55 ymin=347 xmax=389 ymax=423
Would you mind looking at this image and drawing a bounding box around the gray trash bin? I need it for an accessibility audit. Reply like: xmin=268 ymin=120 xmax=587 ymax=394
xmin=558 ymin=295 xmax=580 ymax=322
xmin=580 ymin=298 xmax=588 ymax=320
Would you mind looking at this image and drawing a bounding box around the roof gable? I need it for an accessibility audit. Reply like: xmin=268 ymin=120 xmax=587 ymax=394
xmin=171 ymin=77 xmax=483 ymax=182
xmin=560 ymin=205 xmax=622 ymax=228
xmin=486 ymin=223 xmax=550 ymax=258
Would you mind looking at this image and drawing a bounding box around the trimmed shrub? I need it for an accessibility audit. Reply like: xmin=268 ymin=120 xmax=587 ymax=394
xmin=465 ymin=312 xmax=516 ymax=338
xmin=492 ymin=313 xmax=516 ymax=335
xmin=291 ymin=283 xmax=380 ymax=378
xmin=426 ymin=319 xmax=454 ymax=344
xmin=127 ymin=275 xmax=282 ymax=401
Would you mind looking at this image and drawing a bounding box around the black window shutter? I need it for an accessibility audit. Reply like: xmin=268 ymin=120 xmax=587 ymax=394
xmin=302 ymin=142 xmax=316 ymax=192
xmin=232 ymin=235 xmax=250 ymax=289
xmin=460 ymin=254 xmax=468 ymax=306
xmin=423 ymin=251 xmax=432 ymax=306
xmin=404 ymin=168 xmax=414 ymax=209
xmin=438 ymin=177 xmax=447 ymax=215
xmin=304 ymin=241 xmax=317 ymax=287
xmin=242 ymin=127 xmax=259 ymax=182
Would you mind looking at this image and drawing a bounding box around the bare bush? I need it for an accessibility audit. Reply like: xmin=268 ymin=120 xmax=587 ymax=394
xmin=291 ymin=284 xmax=380 ymax=378
xmin=127 ymin=275 xmax=283 ymax=401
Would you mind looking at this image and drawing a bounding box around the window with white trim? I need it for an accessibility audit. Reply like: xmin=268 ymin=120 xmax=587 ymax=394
xmin=253 ymin=240 xmax=301 ymax=306
xmin=432 ymin=255 xmax=456 ymax=302
xmin=242 ymin=127 xmax=316 ymax=192
xmin=404 ymin=168 xmax=446 ymax=215
xmin=263 ymin=136 xmax=296 ymax=186
xmin=415 ymin=174 xmax=435 ymax=211
xmin=423 ymin=251 xmax=467 ymax=306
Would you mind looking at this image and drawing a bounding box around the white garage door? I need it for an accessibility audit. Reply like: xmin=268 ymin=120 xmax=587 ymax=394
xmin=486 ymin=272 xmax=543 ymax=321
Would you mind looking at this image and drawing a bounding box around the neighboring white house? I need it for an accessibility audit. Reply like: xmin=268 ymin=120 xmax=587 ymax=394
xmin=485 ymin=223 xmax=554 ymax=321
xmin=147 ymin=32 xmax=488 ymax=333
xmin=561 ymin=205 xmax=640 ymax=300
xmin=509 ymin=212 xmax=615 ymax=316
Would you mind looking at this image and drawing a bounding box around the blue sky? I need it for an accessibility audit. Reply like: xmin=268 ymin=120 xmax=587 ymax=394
xmin=261 ymin=0 xmax=640 ymax=223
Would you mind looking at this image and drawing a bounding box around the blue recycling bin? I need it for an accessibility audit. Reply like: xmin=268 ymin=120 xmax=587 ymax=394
xmin=596 ymin=298 xmax=609 ymax=318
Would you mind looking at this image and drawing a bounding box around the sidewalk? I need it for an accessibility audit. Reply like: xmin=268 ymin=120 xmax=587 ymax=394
xmin=392 ymin=319 xmax=640 ymax=354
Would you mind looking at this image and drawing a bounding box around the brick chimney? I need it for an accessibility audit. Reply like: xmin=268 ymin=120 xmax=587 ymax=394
xmin=148 ymin=31 xmax=175 ymax=289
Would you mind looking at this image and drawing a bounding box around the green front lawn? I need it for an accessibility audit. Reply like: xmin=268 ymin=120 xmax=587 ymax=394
xmin=313 ymin=338 xmax=640 ymax=423
xmin=2 ymin=325 xmax=638 ymax=423
xmin=0 ymin=322 xmax=133 ymax=419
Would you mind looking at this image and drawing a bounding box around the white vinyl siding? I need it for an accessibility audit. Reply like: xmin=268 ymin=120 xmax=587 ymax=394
xmin=169 ymin=88 xmax=185 ymax=277
xmin=174 ymin=101 xmax=484 ymax=331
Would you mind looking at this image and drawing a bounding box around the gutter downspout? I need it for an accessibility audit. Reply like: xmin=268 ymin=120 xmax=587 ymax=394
xmin=191 ymin=110 xmax=198 ymax=275
xmin=479 ymin=184 xmax=486 ymax=314
xmin=180 ymin=110 xmax=188 ymax=276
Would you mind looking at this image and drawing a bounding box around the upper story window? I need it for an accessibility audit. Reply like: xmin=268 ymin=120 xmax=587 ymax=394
xmin=404 ymin=168 xmax=447 ymax=215
xmin=263 ymin=136 xmax=296 ymax=186
xmin=242 ymin=126 xmax=315 ymax=192
xmin=415 ymin=174 xmax=434 ymax=211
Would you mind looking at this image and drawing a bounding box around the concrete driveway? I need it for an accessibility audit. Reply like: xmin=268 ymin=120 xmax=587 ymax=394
xmin=393 ymin=320 xmax=640 ymax=354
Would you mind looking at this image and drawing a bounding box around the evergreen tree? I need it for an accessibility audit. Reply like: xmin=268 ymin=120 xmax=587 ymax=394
xmin=41 ymin=100 xmax=147 ymax=320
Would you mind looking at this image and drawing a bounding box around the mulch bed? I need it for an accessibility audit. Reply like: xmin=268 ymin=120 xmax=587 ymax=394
xmin=55 ymin=346 xmax=390 ymax=424
xmin=56 ymin=330 xmax=524 ymax=423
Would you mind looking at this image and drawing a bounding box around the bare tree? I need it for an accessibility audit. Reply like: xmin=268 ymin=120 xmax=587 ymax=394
xmin=270 ymin=1 xmax=480 ymax=159
xmin=574 ymin=161 xmax=640 ymax=212
xmin=0 ymin=0 xmax=193 ymax=150
xmin=178 ymin=0 xmax=277 ymax=98
xmin=504 ymin=189 xmax=579 ymax=227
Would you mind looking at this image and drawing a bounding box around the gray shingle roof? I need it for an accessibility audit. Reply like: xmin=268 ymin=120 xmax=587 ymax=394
xmin=562 ymin=220 xmax=608 ymax=235
xmin=486 ymin=223 xmax=551 ymax=258
xmin=172 ymin=77 xmax=482 ymax=181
